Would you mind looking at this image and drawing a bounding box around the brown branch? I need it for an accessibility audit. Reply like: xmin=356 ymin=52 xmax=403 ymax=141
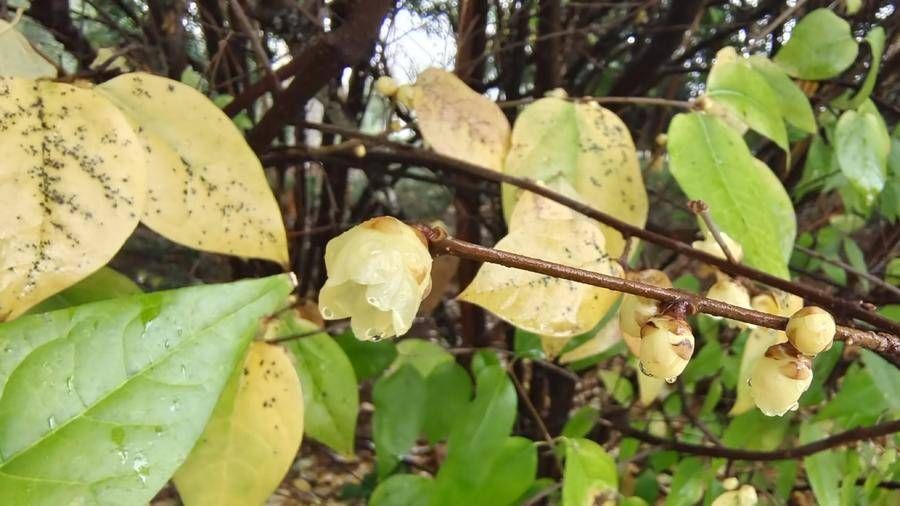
xmin=601 ymin=416 xmax=900 ymax=461
xmin=688 ymin=200 xmax=738 ymax=265
xmin=260 ymin=123 xmax=900 ymax=337
xmin=416 ymin=226 xmax=900 ymax=365
xmin=795 ymin=245 xmax=900 ymax=300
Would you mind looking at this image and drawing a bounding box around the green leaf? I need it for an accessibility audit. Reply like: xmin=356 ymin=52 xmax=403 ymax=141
xmin=372 ymin=364 xmax=426 ymax=478
xmin=680 ymin=338 xmax=723 ymax=384
xmin=773 ymin=460 xmax=799 ymax=501
xmin=562 ymin=406 xmax=600 ymax=439
xmin=370 ymin=474 xmax=435 ymax=506
xmin=706 ymin=51 xmax=788 ymax=149
xmin=26 ymin=267 xmax=142 ymax=314
xmin=432 ymin=365 xmax=517 ymax=506
xmin=562 ymin=437 xmax=618 ymax=506
xmin=0 ymin=275 xmax=293 ymax=505
xmin=842 ymin=237 xmax=870 ymax=291
xmin=795 ymin=135 xmax=839 ymax=200
xmin=422 ymin=361 xmax=473 ymax=444
xmin=334 ymin=330 xmax=397 ymax=381
xmin=470 ymin=349 xmax=502 ymax=378
xmin=394 ymin=338 xmax=453 ymax=377
xmin=514 ymin=329 xmax=546 ymax=360
xmin=664 ymin=457 xmax=707 ymax=506
xmin=800 ymin=421 xmax=843 ymax=506
xmin=816 ymin=363 xmax=887 ymax=428
xmin=598 ymin=370 xmax=634 ymax=406
xmin=280 ymin=317 xmax=359 ymax=456
xmin=667 ymin=112 xmax=795 ymax=277
xmin=477 ymin=436 xmax=538 ymax=506
xmin=748 ymin=55 xmax=816 ymax=134
xmin=834 ymin=107 xmax=890 ymax=204
xmin=860 ymin=350 xmax=900 ymax=413
xmin=774 ymin=8 xmax=858 ymax=80
xmin=833 ymin=27 xmax=886 ymax=109
xmin=722 ymin=410 xmax=790 ymax=451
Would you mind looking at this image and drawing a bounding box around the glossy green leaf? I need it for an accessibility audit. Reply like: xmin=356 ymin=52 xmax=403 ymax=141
xmin=747 ymin=55 xmax=816 ymax=134
xmin=816 ymin=363 xmax=886 ymax=428
xmin=562 ymin=437 xmax=617 ymax=506
xmin=279 ymin=316 xmax=359 ymax=456
xmin=372 ymin=364 xmax=426 ymax=478
xmin=860 ymin=350 xmax=900 ymax=413
xmin=706 ymin=50 xmax=788 ymax=149
xmin=0 ymin=274 xmax=293 ymax=505
xmin=370 ymin=474 xmax=435 ymax=506
xmin=667 ymin=112 xmax=795 ymax=277
xmin=334 ymin=330 xmax=397 ymax=381
xmin=774 ymin=8 xmax=858 ymax=80
xmin=834 ymin=107 xmax=890 ymax=204
xmin=433 ymin=365 xmax=517 ymax=506
xmin=722 ymin=410 xmax=790 ymax=451
xmin=423 ymin=361 xmax=472 ymax=444
xmin=27 ymin=268 xmax=142 ymax=314
xmin=664 ymin=457 xmax=707 ymax=506
xmin=833 ymin=27 xmax=886 ymax=109
xmin=800 ymin=421 xmax=843 ymax=506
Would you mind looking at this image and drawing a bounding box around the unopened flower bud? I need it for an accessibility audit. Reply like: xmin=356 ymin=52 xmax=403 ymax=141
xmin=722 ymin=477 xmax=739 ymax=491
xmin=786 ymin=306 xmax=835 ymax=356
xmin=618 ymin=270 xmax=671 ymax=354
xmin=692 ymin=232 xmax=743 ymax=263
xmin=639 ymin=315 xmax=694 ymax=380
xmin=750 ymin=343 xmax=813 ymax=416
xmin=712 ymin=485 xmax=758 ymax=506
xmin=706 ymin=278 xmax=751 ymax=309
xmin=374 ymin=76 xmax=399 ymax=97
xmin=318 ymin=217 xmax=432 ymax=341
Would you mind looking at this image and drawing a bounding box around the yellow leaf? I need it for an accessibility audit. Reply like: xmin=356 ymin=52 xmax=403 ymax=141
xmin=559 ymin=318 xmax=622 ymax=364
xmin=412 ymin=68 xmax=510 ymax=172
xmin=0 ymin=19 xmax=56 ymax=78
xmin=502 ymin=98 xmax=648 ymax=257
xmin=174 ymin=342 xmax=304 ymax=506
xmin=458 ymin=191 xmax=621 ymax=338
xmin=0 ymin=77 xmax=147 ymax=320
xmin=96 ymin=73 xmax=289 ymax=266
xmin=637 ymin=368 xmax=666 ymax=406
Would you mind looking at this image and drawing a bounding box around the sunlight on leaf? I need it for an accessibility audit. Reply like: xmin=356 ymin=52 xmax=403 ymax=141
xmin=0 ymin=274 xmax=293 ymax=505
xmin=502 ymin=97 xmax=648 ymax=257
xmin=173 ymin=341 xmax=304 ymax=506
xmin=0 ymin=77 xmax=148 ymax=320
xmin=0 ymin=19 xmax=56 ymax=78
xmin=96 ymin=73 xmax=288 ymax=266
xmin=460 ymin=190 xmax=622 ymax=338
xmin=412 ymin=68 xmax=510 ymax=172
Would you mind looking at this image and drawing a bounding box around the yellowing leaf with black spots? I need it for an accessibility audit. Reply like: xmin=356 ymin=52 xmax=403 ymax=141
xmin=0 ymin=19 xmax=57 ymax=78
xmin=502 ymin=98 xmax=647 ymax=257
xmin=96 ymin=73 xmax=288 ymax=266
xmin=0 ymin=77 xmax=147 ymax=320
xmin=174 ymin=342 xmax=303 ymax=506
xmin=459 ymin=191 xmax=622 ymax=338
xmin=412 ymin=68 xmax=510 ymax=172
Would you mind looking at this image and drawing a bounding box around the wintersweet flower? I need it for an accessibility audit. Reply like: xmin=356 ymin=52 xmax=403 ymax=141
xmin=318 ymin=217 xmax=432 ymax=340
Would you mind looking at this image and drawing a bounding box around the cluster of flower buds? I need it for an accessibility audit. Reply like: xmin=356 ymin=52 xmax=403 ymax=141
xmin=711 ymin=479 xmax=757 ymax=506
xmin=618 ymin=270 xmax=695 ymax=383
xmin=318 ymin=217 xmax=433 ymax=341
xmin=749 ymin=305 xmax=835 ymax=416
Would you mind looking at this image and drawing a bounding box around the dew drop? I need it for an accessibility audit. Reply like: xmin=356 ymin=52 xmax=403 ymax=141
xmin=117 ymin=448 xmax=129 ymax=464
xmin=163 ymin=340 xmax=171 ymax=349
xmin=665 ymin=377 xmax=677 ymax=384
xmin=132 ymin=453 xmax=149 ymax=486
xmin=65 ymin=376 xmax=74 ymax=393
xmin=47 ymin=416 xmax=56 ymax=429
xmin=320 ymin=306 xmax=334 ymax=319
xmin=170 ymin=399 xmax=180 ymax=412
xmin=366 ymin=297 xmax=377 ymax=305
xmin=180 ymin=364 xmax=187 ymax=378
xmin=365 ymin=328 xmax=383 ymax=341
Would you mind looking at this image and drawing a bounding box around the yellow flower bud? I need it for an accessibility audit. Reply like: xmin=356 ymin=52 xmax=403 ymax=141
xmin=711 ymin=485 xmax=758 ymax=506
xmin=706 ymin=278 xmax=751 ymax=309
xmin=639 ymin=315 xmax=694 ymax=381
xmin=750 ymin=343 xmax=813 ymax=416
xmin=618 ymin=269 xmax=671 ymax=355
xmin=786 ymin=306 xmax=836 ymax=356
xmin=318 ymin=217 xmax=432 ymax=340
xmin=374 ymin=76 xmax=399 ymax=97
xmin=692 ymin=232 xmax=743 ymax=263
xmin=754 ymin=291 xmax=803 ymax=317
xmin=722 ymin=477 xmax=740 ymax=491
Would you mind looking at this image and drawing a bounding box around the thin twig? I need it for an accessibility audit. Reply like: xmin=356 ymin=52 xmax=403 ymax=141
xmin=228 ymin=0 xmax=282 ymax=93
xmin=417 ymin=226 xmax=900 ymax=365
xmin=260 ymin=122 xmax=900 ymax=336
xmin=508 ymin=365 xmax=563 ymax=474
xmin=688 ymin=200 xmax=737 ymax=264
xmin=795 ymin=245 xmax=900 ymax=299
xmin=600 ymin=416 xmax=900 ymax=461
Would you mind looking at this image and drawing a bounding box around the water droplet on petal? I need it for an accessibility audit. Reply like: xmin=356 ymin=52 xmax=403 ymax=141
xmin=366 ymin=296 xmax=378 ymax=306
xmin=665 ymin=377 xmax=677 ymax=384
xmin=320 ymin=307 xmax=334 ymax=319
xmin=789 ymin=402 xmax=799 ymax=412
xmin=365 ymin=328 xmax=383 ymax=340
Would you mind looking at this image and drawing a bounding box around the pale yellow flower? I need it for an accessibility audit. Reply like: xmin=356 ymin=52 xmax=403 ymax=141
xmin=318 ymin=217 xmax=432 ymax=340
